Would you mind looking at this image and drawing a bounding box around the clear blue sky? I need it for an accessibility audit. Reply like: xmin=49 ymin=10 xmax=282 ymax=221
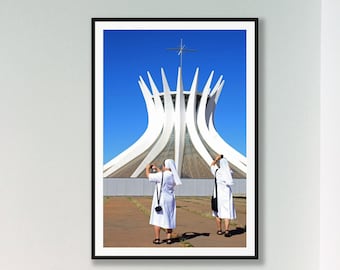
xmin=103 ymin=29 xmax=246 ymax=164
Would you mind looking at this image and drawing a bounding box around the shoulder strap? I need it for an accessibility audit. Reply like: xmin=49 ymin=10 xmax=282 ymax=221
xmin=213 ymin=169 xmax=218 ymax=197
xmin=156 ymin=172 xmax=164 ymax=205
xmin=214 ymin=169 xmax=219 ymax=182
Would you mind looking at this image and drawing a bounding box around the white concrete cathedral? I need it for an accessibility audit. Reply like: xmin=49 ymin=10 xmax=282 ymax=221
xmin=103 ymin=67 xmax=247 ymax=179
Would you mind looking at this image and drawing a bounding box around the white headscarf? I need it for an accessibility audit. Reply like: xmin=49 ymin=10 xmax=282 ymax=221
xmin=164 ymin=159 xmax=182 ymax=186
xmin=218 ymin=158 xmax=234 ymax=185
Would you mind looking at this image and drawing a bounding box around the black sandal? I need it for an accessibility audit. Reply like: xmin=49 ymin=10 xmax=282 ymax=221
xmin=217 ymin=230 xmax=223 ymax=235
xmin=166 ymin=239 xmax=172 ymax=244
xmin=224 ymin=231 xmax=232 ymax=238
xmin=153 ymin=238 xmax=161 ymax=244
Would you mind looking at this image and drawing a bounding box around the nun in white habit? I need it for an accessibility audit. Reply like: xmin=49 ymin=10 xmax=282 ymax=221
xmin=210 ymin=154 xmax=236 ymax=237
xmin=145 ymin=159 xmax=182 ymax=245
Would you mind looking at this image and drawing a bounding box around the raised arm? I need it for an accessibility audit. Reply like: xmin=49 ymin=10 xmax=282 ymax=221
xmin=145 ymin=164 xmax=152 ymax=178
xmin=145 ymin=164 xmax=161 ymax=178
xmin=210 ymin=154 xmax=223 ymax=167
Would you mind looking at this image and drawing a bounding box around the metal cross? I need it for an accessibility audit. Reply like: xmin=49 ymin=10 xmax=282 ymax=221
xmin=167 ymin=39 xmax=196 ymax=68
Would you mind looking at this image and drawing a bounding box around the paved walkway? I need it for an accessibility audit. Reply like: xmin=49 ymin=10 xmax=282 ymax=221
xmin=104 ymin=196 xmax=246 ymax=248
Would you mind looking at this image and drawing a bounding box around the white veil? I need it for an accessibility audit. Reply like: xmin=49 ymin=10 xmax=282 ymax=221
xmin=218 ymin=157 xmax=234 ymax=185
xmin=164 ymin=159 xmax=182 ymax=186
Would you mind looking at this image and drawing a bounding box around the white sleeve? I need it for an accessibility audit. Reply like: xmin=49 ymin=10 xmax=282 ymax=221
xmin=148 ymin=172 xmax=162 ymax=183
xmin=210 ymin=164 xmax=218 ymax=175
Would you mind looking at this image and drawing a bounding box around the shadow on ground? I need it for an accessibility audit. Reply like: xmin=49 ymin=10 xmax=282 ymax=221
xmin=229 ymin=226 xmax=246 ymax=236
xmin=162 ymin=226 xmax=246 ymax=245
xmin=171 ymin=232 xmax=210 ymax=244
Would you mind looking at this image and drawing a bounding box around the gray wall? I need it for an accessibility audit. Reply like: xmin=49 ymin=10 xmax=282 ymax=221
xmin=104 ymin=178 xmax=246 ymax=196
xmin=320 ymin=1 xmax=340 ymax=269
xmin=0 ymin=0 xmax=322 ymax=270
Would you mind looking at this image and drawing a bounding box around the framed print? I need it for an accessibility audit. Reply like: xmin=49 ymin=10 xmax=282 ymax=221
xmin=92 ymin=18 xmax=258 ymax=259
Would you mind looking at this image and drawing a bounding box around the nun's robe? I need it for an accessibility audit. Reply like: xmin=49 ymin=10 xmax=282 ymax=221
xmin=148 ymin=171 xmax=177 ymax=229
xmin=211 ymin=163 xmax=237 ymax=219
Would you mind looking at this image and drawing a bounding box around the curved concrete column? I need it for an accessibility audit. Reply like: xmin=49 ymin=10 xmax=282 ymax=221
xmin=103 ymin=76 xmax=163 ymax=177
xmin=186 ymin=69 xmax=215 ymax=165
xmin=207 ymin=85 xmax=247 ymax=171
xmin=131 ymin=71 xmax=174 ymax=177
xmin=104 ymin=67 xmax=247 ymax=178
xmin=174 ymin=67 xmax=186 ymax=176
xmin=197 ymin=76 xmax=247 ymax=174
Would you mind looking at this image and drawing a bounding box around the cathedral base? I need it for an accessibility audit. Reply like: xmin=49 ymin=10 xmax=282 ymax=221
xmin=103 ymin=178 xmax=246 ymax=197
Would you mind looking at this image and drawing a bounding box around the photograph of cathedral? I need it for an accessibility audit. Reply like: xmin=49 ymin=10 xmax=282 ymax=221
xmin=92 ymin=18 xmax=258 ymax=259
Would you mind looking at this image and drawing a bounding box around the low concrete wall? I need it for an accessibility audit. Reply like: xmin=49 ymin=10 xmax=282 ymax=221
xmin=104 ymin=178 xmax=246 ymax=197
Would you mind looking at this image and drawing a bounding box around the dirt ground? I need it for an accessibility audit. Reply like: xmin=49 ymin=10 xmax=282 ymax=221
xmin=104 ymin=196 xmax=246 ymax=248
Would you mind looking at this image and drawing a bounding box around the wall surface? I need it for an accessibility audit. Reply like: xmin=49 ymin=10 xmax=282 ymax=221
xmin=103 ymin=178 xmax=246 ymax=196
xmin=0 ymin=0 xmax=321 ymax=269
xmin=320 ymin=0 xmax=340 ymax=269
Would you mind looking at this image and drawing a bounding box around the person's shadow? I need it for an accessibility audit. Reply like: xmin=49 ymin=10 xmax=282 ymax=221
xmin=170 ymin=232 xmax=210 ymax=243
xmin=180 ymin=226 xmax=246 ymax=239
xmin=228 ymin=226 xmax=246 ymax=236
xmin=165 ymin=226 xmax=246 ymax=244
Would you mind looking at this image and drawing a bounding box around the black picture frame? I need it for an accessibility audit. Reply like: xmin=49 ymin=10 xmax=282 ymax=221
xmin=92 ymin=18 xmax=258 ymax=259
